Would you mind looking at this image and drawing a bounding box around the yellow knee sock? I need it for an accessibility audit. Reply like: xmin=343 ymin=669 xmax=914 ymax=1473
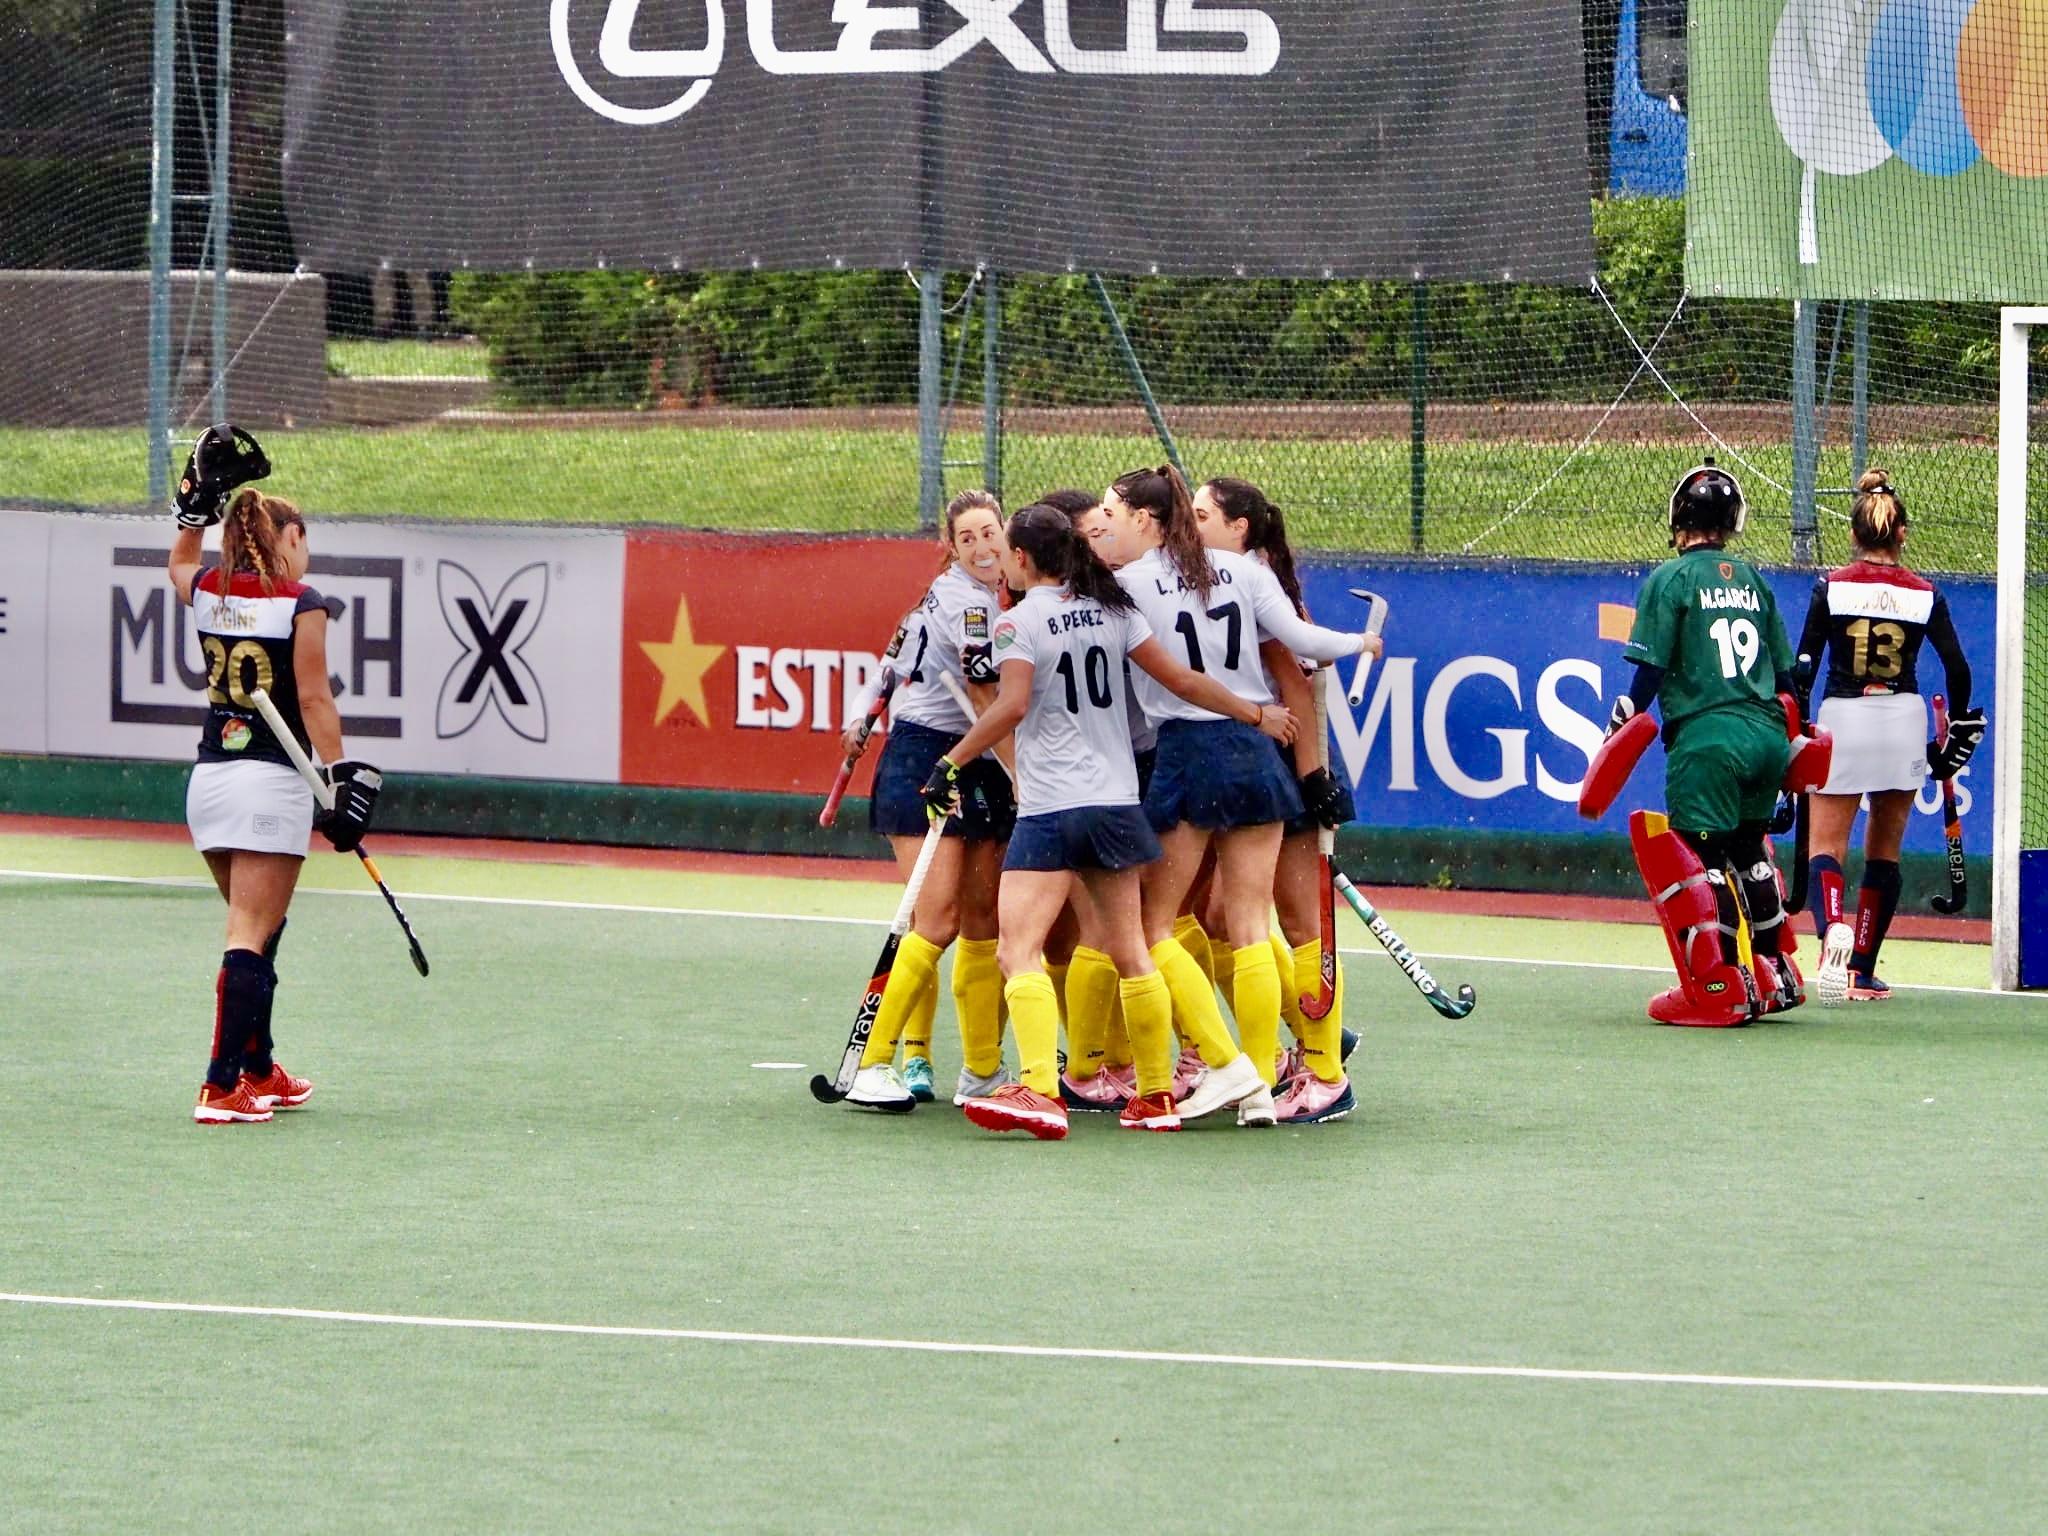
xmin=1294 ymin=939 xmax=1345 ymax=1083
xmin=1212 ymin=941 xmax=1238 ymax=1021
xmin=900 ymin=965 xmax=940 ymax=1064
xmin=1045 ymin=960 xmax=1070 ymax=1027
xmin=1173 ymin=912 xmax=1216 ymax=990
xmin=1232 ymin=942 xmax=1282 ymax=1087
xmin=861 ymin=932 xmax=943 ymax=1069
xmin=1062 ymin=946 xmax=1118 ymax=1081
xmin=1003 ymin=971 xmax=1062 ymax=1096
xmin=1118 ymin=972 xmax=1176 ymax=1097
xmin=1151 ymin=938 xmax=1240 ymax=1069
xmin=1103 ymin=991 xmax=1133 ymax=1068
xmin=953 ymin=937 xmax=1005 ymax=1077
xmin=1274 ymin=930 xmax=1308 ymax=1047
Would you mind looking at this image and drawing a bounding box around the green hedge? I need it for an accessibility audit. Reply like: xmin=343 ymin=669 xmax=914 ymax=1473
xmin=449 ymin=199 xmax=2007 ymax=410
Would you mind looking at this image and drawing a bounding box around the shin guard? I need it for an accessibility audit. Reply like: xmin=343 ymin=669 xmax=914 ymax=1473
xmin=1629 ymin=811 xmax=1754 ymax=1027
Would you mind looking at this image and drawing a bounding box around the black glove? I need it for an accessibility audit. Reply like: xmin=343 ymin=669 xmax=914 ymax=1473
xmin=1928 ymin=709 xmax=1985 ymax=779
xmin=173 ymin=422 xmax=271 ymax=530
xmin=1298 ymin=767 xmax=1346 ymax=830
xmin=317 ymin=760 xmax=382 ymax=853
xmin=1768 ymin=791 xmax=1798 ymax=836
xmin=919 ymin=756 xmax=962 ymax=822
xmin=1605 ymin=695 xmax=1637 ymax=739
xmin=961 ymin=643 xmax=996 ymax=686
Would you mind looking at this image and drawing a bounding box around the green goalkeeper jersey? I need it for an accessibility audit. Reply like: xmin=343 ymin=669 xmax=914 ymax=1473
xmin=1623 ymin=545 xmax=1793 ymax=727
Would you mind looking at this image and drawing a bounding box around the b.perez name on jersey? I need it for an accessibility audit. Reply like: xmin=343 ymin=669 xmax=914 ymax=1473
xmin=1044 ymin=607 xmax=1108 ymax=635
xmin=1696 ymin=585 xmax=1762 ymax=612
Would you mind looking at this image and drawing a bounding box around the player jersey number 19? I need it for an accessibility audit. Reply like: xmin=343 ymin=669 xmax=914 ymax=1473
xmin=1054 ymin=646 xmax=1115 ymax=712
xmin=1708 ymin=615 xmax=1760 ymax=679
xmin=202 ymin=634 xmax=275 ymax=709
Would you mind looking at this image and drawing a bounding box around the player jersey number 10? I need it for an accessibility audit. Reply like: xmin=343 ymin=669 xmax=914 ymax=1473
xmin=203 ymin=635 xmax=276 ymax=710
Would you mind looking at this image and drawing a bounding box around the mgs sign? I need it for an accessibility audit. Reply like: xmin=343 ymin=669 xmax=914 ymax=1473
xmin=553 ymin=0 xmax=1282 ymax=124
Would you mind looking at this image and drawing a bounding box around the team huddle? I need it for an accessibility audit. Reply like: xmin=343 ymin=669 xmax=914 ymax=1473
xmin=160 ymin=426 xmax=1980 ymax=1136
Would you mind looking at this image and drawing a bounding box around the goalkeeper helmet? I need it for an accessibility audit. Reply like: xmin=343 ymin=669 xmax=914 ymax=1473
xmin=1668 ymin=456 xmax=1744 ymax=545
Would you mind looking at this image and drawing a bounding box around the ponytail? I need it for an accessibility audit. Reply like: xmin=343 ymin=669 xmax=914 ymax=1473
xmin=1006 ymin=502 xmax=1136 ymax=613
xmin=1202 ymin=476 xmax=1305 ymax=616
xmin=1850 ymin=469 xmax=1908 ymax=555
xmin=218 ymin=489 xmax=305 ymax=595
xmin=1111 ymin=462 xmax=1211 ymax=598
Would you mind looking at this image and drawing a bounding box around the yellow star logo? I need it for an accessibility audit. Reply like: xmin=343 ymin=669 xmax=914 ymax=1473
xmin=639 ymin=594 xmax=725 ymax=728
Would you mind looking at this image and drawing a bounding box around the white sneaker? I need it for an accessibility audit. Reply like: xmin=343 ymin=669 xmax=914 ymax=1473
xmin=953 ymin=1064 xmax=1014 ymax=1107
xmin=1816 ymin=922 xmax=1854 ymax=1007
xmin=1236 ymin=1083 xmax=1278 ymax=1128
xmin=1176 ymin=1052 xmax=1263 ymax=1124
xmin=847 ymin=1063 xmax=916 ymax=1112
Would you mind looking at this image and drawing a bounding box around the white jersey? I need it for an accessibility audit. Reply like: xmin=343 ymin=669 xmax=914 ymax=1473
xmin=881 ymin=564 xmax=1004 ymax=734
xmin=991 ymin=585 xmax=1154 ymax=815
xmin=1116 ymin=546 xmax=1360 ymax=724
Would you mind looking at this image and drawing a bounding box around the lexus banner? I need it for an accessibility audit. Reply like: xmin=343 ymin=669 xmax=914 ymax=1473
xmin=282 ymin=0 xmax=1593 ymax=280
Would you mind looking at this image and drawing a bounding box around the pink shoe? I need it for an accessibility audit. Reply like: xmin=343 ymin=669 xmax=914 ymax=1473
xmin=1274 ymin=1071 xmax=1355 ymax=1125
xmin=1099 ymin=1062 xmax=1137 ymax=1099
xmin=1060 ymin=1068 xmax=1129 ymax=1113
xmin=1276 ymin=1046 xmax=1304 ymax=1087
xmin=1170 ymin=1048 xmax=1205 ymax=1099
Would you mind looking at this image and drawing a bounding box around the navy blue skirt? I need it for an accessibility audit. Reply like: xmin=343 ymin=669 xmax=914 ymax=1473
xmin=1144 ymin=717 xmax=1305 ymax=833
xmin=1004 ymin=806 xmax=1161 ymax=872
xmin=870 ymin=719 xmax=1016 ymax=841
xmin=1279 ymin=739 xmax=1357 ymax=836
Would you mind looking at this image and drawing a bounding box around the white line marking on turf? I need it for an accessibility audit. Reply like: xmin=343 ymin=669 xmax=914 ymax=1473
xmin=751 ymin=1062 xmax=807 ymax=1071
xmin=2 ymin=867 xmax=2035 ymax=1001
xmin=1 ymin=1292 xmax=2042 ymax=1399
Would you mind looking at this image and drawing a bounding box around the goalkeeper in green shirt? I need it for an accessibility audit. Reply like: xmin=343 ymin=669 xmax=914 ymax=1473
xmin=1589 ymin=460 xmax=1831 ymax=1025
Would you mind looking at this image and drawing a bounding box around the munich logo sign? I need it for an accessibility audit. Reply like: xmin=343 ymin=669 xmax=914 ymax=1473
xmin=552 ymin=0 xmax=1282 ymax=126
xmin=438 ymin=561 xmax=550 ymax=742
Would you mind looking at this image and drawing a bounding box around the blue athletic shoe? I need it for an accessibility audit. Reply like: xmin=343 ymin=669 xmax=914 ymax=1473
xmin=1847 ymin=973 xmax=1891 ymax=1003
xmin=901 ymin=1056 xmax=937 ymax=1102
xmin=1340 ymin=1027 xmax=1359 ymax=1064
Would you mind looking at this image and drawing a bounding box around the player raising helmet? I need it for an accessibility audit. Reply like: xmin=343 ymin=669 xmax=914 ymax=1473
xmin=1096 ymin=465 xmax=1379 ymax=1124
xmin=166 ymin=426 xmax=381 ymax=1123
xmin=917 ymin=503 xmax=1297 ymax=1139
xmin=839 ymin=490 xmax=1015 ymax=1111
xmin=1794 ymin=469 xmax=1978 ymax=1003
xmin=1594 ymin=457 xmax=1816 ymax=1026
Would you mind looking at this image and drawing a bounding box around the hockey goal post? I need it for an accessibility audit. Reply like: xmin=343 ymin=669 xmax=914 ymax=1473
xmin=1994 ymin=307 xmax=2048 ymax=989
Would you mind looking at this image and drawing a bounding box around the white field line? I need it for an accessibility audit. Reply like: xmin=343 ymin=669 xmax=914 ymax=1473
xmin=0 ymin=866 xmax=2035 ymax=1002
xmin=2 ymin=1292 xmax=2043 ymax=1400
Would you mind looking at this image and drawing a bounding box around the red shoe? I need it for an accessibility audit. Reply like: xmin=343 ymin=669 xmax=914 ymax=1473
xmin=194 ymin=1081 xmax=273 ymax=1124
xmin=1118 ymin=1091 xmax=1182 ymax=1132
xmin=962 ymin=1083 xmax=1069 ymax=1141
xmin=240 ymin=1062 xmax=314 ymax=1110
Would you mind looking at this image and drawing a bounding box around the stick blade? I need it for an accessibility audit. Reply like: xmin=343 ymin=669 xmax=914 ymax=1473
xmin=809 ymin=1073 xmax=845 ymax=1104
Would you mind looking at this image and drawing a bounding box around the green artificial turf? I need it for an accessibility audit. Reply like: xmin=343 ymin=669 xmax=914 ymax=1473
xmin=2 ymin=424 xmax=2015 ymax=569
xmin=325 ymin=339 xmax=491 ymax=379
xmin=3 ymin=839 xmax=2045 ymax=1532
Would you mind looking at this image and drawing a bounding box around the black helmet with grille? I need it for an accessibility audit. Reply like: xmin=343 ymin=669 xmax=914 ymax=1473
xmin=1668 ymin=457 xmax=1745 ymax=545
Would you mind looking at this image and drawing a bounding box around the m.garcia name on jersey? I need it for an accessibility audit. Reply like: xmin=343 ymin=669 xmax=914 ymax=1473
xmin=1697 ymin=585 xmax=1762 ymax=612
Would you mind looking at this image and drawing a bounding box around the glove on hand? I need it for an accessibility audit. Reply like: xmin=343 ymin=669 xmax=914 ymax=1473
xmin=1298 ymin=768 xmax=1346 ymax=830
xmin=173 ymin=422 xmax=271 ymax=530
xmin=317 ymin=760 xmax=382 ymax=853
xmin=919 ymin=756 xmax=962 ymax=823
xmin=1928 ymin=709 xmax=1984 ymax=779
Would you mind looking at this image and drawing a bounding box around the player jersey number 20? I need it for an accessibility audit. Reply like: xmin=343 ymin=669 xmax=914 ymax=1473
xmin=1707 ymin=616 xmax=1760 ymax=680
xmin=203 ymin=635 xmax=275 ymax=709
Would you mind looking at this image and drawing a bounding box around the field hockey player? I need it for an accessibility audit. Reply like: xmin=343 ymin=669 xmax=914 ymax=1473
xmin=839 ymin=491 xmax=1016 ymax=1111
xmin=1794 ymin=470 xmax=1980 ymax=1003
xmin=918 ymin=503 xmax=1301 ymax=1139
xmin=166 ymin=427 xmax=382 ymax=1124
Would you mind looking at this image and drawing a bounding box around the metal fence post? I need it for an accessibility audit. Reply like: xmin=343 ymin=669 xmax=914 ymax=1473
xmin=1089 ymin=273 xmax=1185 ymax=481
xmin=210 ymin=0 xmax=233 ymax=424
xmin=1851 ymin=299 xmax=1870 ymax=487
xmin=1410 ymin=280 xmax=1429 ymax=553
xmin=917 ymin=271 xmax=944 ymax=530
xmin=982 ymin=269 xmax=1001 ymax=495
xmin=147 ymin=0 xmax=176 ymax=505
xmin=1791 ymin=298 xmax=1819 ymax=565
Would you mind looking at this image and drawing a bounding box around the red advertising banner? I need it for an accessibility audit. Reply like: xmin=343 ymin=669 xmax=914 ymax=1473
xmin=621 ymin=530 xmax=944 ymax=793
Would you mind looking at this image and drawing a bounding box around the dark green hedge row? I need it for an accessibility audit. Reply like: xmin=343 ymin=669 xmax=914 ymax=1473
xmin=449 ymin=199 xmax=2004 ymax=410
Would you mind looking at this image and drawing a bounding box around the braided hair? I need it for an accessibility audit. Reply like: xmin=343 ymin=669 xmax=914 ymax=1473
xmin=219 ymin=490 xmax=305 ymax=595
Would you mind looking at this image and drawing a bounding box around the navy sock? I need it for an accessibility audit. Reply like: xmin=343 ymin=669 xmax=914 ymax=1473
xmin=1851 ymin=860 xmax=1903 ymax=976
xmin=210 ymin=949 xmax=270 ymax=1090
xmin=1807 ymin=853 xmax=1845 ymax=942
xmin=246 ymin=921 xmax=287 ymax=1076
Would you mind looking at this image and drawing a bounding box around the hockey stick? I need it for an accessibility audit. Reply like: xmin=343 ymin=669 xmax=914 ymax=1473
xmin=248 ymin=688 xmax=429 ymax=978
xmin=820 ymin=672 xmax=896 ymax=828
xmin=1930 ymin=693 xmax=1968 ymax=915
xmin=1344 ymin=589 xmax=1392 ymax=707
xmin=1329 ymin=865 xmax=1476 ymax=1019
xmin=809 ymin=817 xmax=949 ymax=1105
xmin=1299 ymin=669 xmax=1340 ymax=1020
xmin=1784 ymin=652 xmax=1815 ymax=913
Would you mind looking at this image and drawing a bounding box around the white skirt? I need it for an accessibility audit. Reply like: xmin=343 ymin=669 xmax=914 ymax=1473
xmin=1815 ymin=693 xmax=1930 ymax=795
xmin=186 ymin=760 xmax=316 ymax=856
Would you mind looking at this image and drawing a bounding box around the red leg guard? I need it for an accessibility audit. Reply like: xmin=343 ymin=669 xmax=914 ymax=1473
xmin=1629 ymin=811 xmax=1754 ymax=1027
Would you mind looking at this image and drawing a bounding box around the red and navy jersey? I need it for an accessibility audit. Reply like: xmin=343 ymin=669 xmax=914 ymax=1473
xmin=191 ymin=566 xmax=326 ymax=765
xmin=1796 ymin=560 xmax=1971 ymax=707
